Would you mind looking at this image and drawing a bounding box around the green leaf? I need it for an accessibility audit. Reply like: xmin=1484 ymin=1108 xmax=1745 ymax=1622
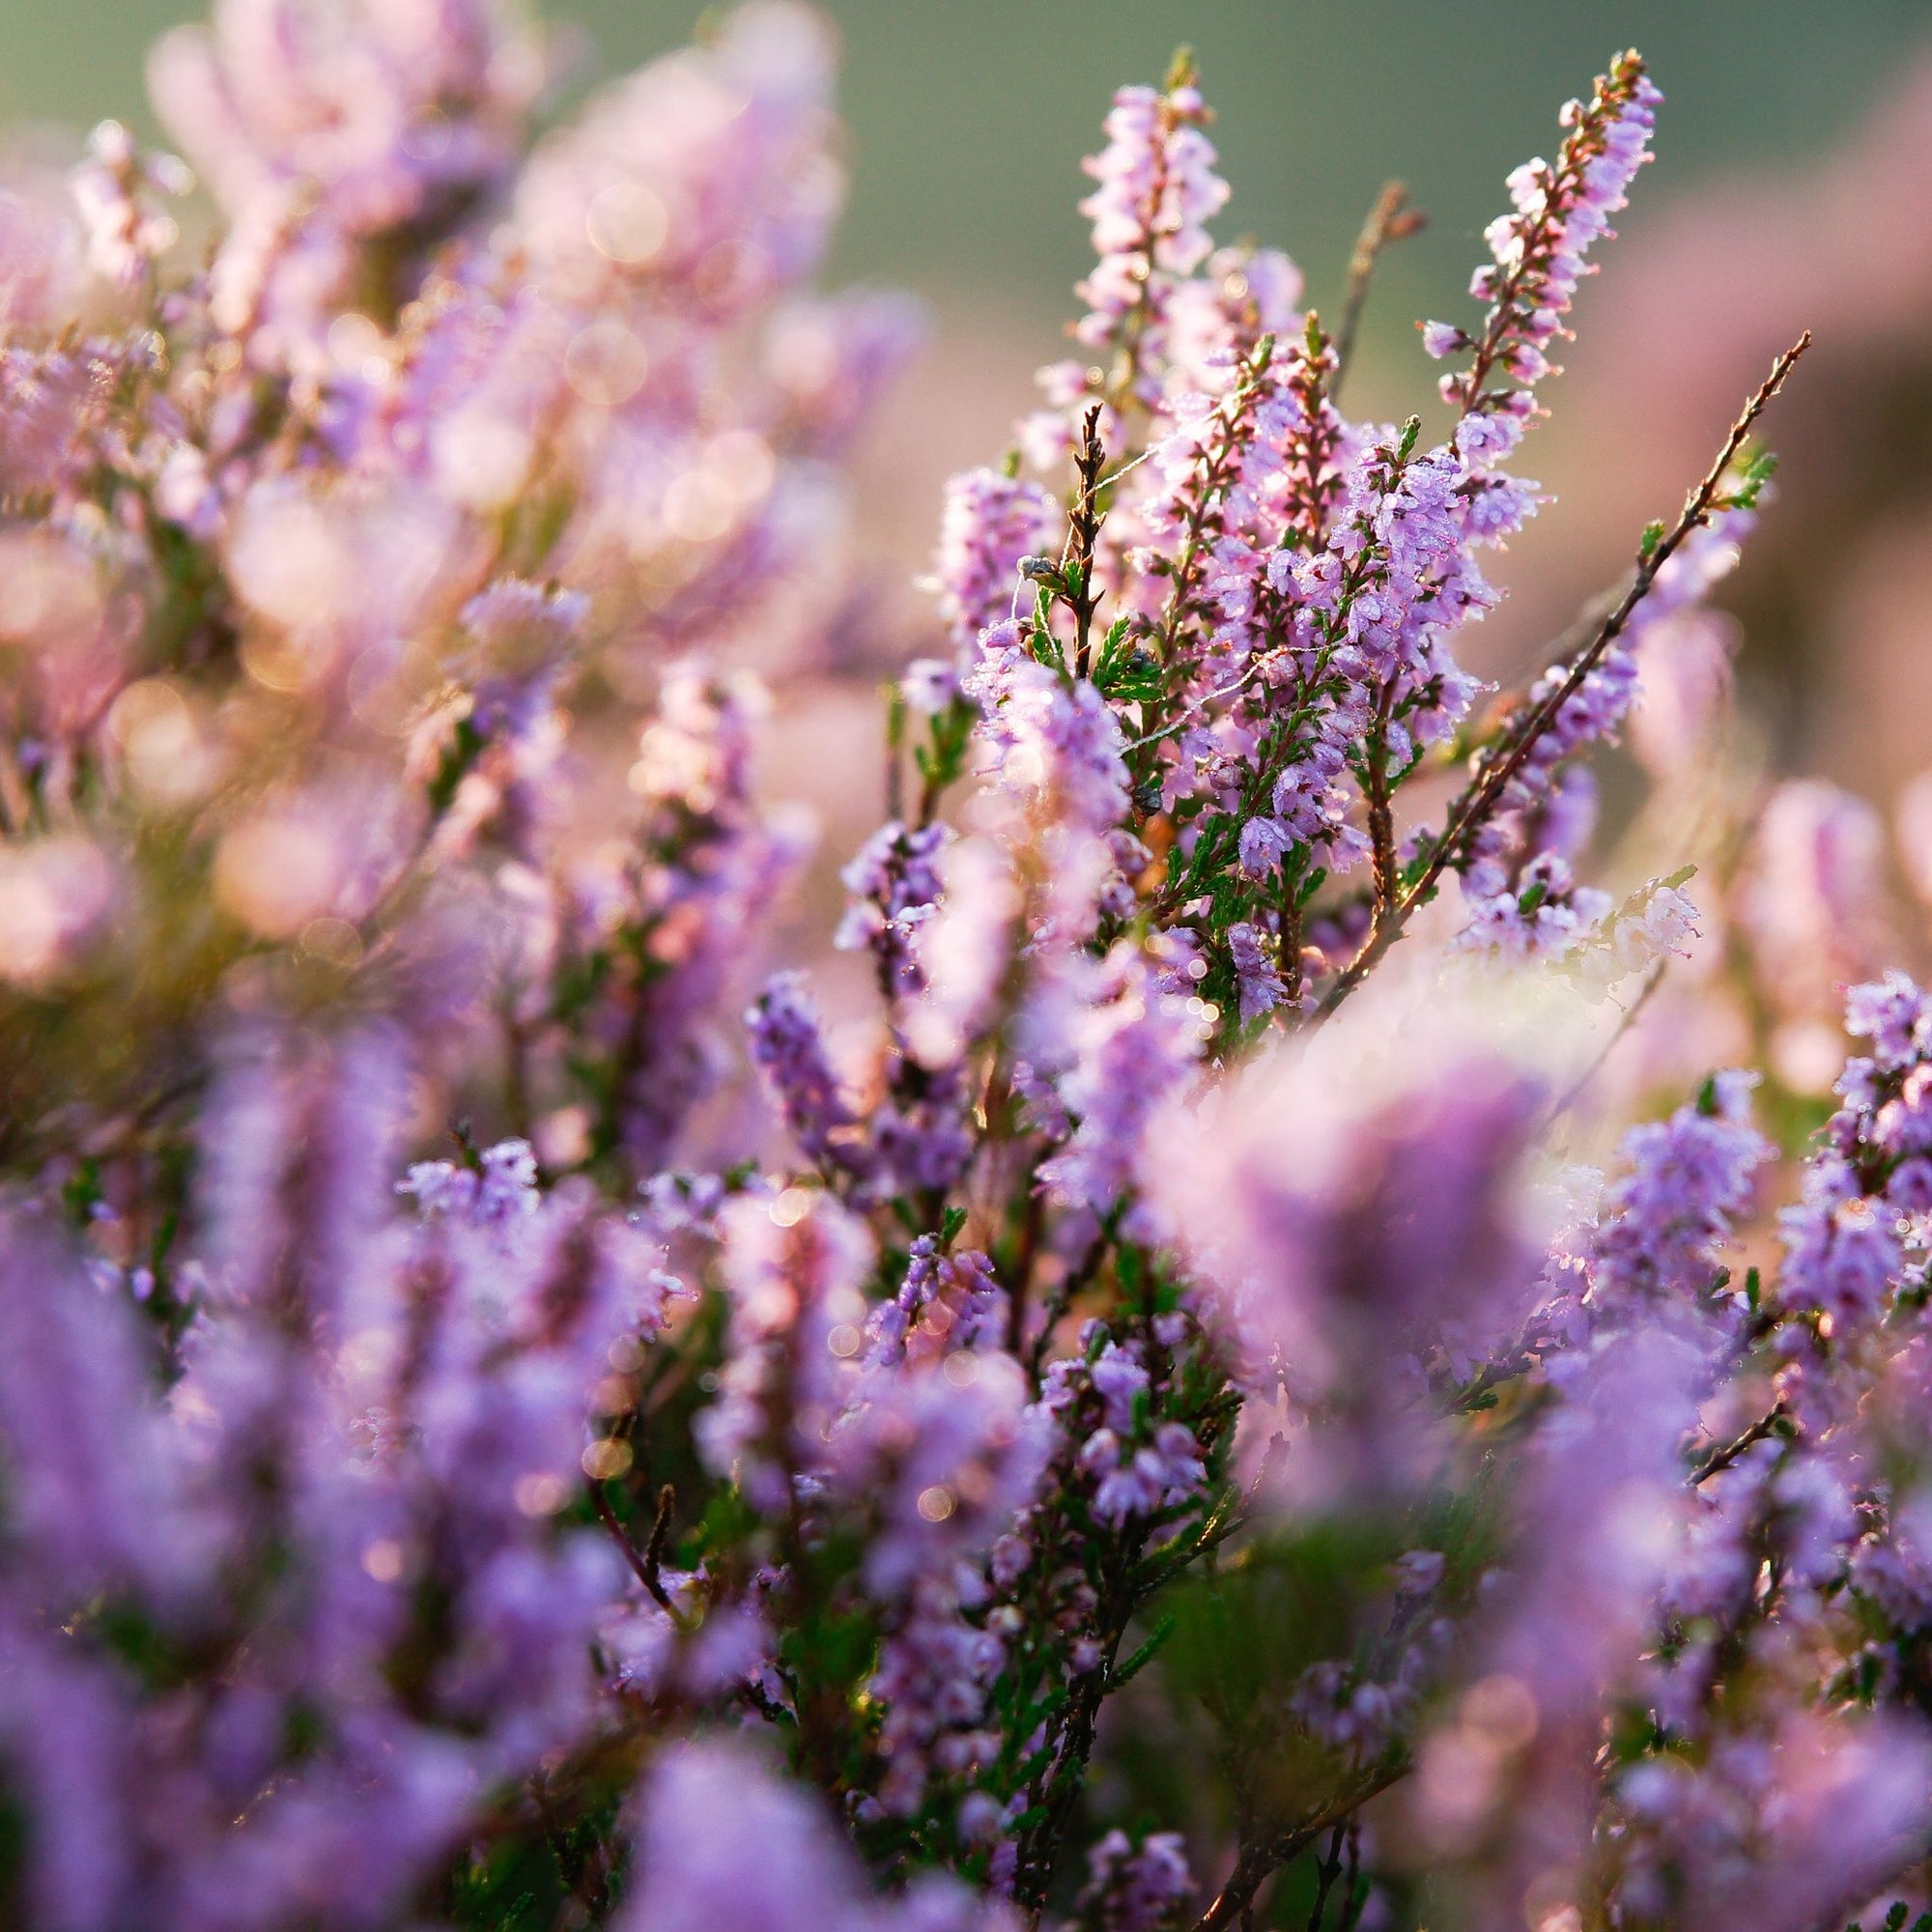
xmin=1728 ymin=444 xmax=1779 ymax=510
xmin=1028 ymin=586 xmax=1065 ymax=672
xmin=1111 ymin=1613 xmax=1178 ymax=1690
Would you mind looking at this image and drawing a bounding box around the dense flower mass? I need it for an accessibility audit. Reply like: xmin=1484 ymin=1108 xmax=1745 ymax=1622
xmin=0 ymin=9 xmax=1926 ymax=1932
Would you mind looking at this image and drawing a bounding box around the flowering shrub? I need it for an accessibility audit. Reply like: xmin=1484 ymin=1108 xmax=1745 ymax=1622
xmin=2 ymin=7 xmax=1931 ymax=1929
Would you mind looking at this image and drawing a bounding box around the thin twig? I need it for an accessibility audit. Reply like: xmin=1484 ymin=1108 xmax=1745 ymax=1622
xmin=1690 ymin=1400 xmax=1790 ymax=1487
xmin=1331 ymin=181 xmax=1425 ymax=405
xmin=1068 ymin=405 xmax=1107 ymax=679
xmin=1338 ymin=1823 xmax=1364 ymax=1931
xmin=1316 ymin=331 xmax=1811 ymax=1021
xmin=1305 ymin=1820 xmax=1350 ymax=1932
xmin=593 ymin=1482 xmax=677 ymax=1612
xmin=1363 ymin=679 xmax=1401 ymax=924
xmin=1191 ymin=1761 xmax=1408 ymax=1932
xmin=642 ymin=1480 xmax=676 ymax=1579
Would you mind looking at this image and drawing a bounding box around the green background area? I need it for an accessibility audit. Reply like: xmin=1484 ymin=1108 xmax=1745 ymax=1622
xmin=8 ymin=0 xmax=1929 ymax=340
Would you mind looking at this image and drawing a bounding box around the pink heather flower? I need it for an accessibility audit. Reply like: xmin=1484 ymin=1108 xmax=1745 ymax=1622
xmin=1447 ymin=52 xmax=1661 ymax=415
xmin=1037 ymin=946 xmax=1208 ymax=1220
xmin=149 ymin=0 xmax=546 ymax=237
xmin=1614 ymin=1712 xmax=1932 ymax=1932
xmin=1844 ymin=971 xmax=1932 ymax=1071
xmin=0 ymin=835 xmax=117 ymax=989
xmin=965 ymin=624 xmax=1131 ymax=872
xmin=397 ymin=1137 xmax=542 ymax=1227
xmin=512 ymin=2 xmax=841 ymax=320
xmin=1236 ymin=814 xmax=1291 ymax=879
xmin=1778 ymin=1172 xmax=1902 ymax=1332
xmin=1736 ymin=779 xmax=1889 ymax=1030
xmin=901 ymin=657 xmax=960 ymax=717
xmin=1608 ymin=880 xmax=1700 ymax=970
xmin=837 ymin=819 xmax=950 ymax=996
xmin=865 ymin=1581 xmax=1009 ymax=1817
xmin=0 ymin=13 xmax=1906 ymax=1926
xmin=748 ymin=972 xmax=869 ymax=1181
xmin=1456 ymin=851 xmax=1612 ymax=962
xmin=934 ymin=468 xmax=1061 ymax=653
xmin=70 ymin=120 xmax=190 ymax=289
xmin=1628 ymin=608 xmax=1740 ymax=779
xmin=1145 ymin=1003 xmax=1547 ymax=1477
xmin=700 ymin=1189 xmax=874 ymax=1511
xmin=1593 ymin=1071 xmax=1770 ymax=1313
xmin=828 ymin=1344 xmax=1049 ymax=1599
xmin=1767 ymin=976 xmax=1932 ymax=1330
xmin=1163 ymin=242 xmax=1303 ymax=394
xmin=1073 ymin=75 xmax=1230 ymax=392
xmin=625 ymin=1740 xmax=1008 ymax=1932
xmin=863 ymin=1238 xmax=1007 ymax=1373
xmin=1227 ymin=921 xmax=1286 ymax=1022
xmin=1077 ymin=1829 xmax=1196 ymax=1932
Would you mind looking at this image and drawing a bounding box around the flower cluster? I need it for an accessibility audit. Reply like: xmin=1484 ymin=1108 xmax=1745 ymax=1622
xmin=0 ymin=13 xmax=1926 ymax=1932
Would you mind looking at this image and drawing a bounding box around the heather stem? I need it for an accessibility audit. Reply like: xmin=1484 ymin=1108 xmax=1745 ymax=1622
xmin=1068 ymin=405 xmax=1108 ymax=680
xmin=1190 ymin=1763 xmax=1408 ymax=1932
xmin=1330 ymin=181 xmax=1424 ymax=407
xmin=1316 ymin=330 xmax=1810 ymax=1019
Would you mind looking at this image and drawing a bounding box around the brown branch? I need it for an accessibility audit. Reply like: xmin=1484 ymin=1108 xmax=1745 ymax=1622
xmin=1690 ymin=1400 xmax=1790 ymax=1487
xmin=1363 ymin=678 xmax=1401 ymax=928
xmin=1305 ymin=1820 xmax=1350 ymax=1932
xmin=1315 ymin=330 xmax=1810 ymax=1021
xmin=594 ymin=1481 xmax=677 ymax=1612
xmin=1069 ymin=404 xmax=1107 ymax=679
xmin=1331 ymin=181 xmax=1425 ymax=406
xmin=1191 ymin=1762 xmax=1408 ymax=1932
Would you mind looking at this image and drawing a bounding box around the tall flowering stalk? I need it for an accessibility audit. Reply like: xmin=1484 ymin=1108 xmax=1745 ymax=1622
xmin=1 ymin=14 xmax=1930 ymax=1932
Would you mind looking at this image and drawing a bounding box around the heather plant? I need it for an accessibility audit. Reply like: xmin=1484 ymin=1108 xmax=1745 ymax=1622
xmin=3 ymin=7 xmax=1932 ymax=1931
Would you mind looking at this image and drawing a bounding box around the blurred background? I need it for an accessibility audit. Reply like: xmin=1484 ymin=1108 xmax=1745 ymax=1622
xmin=6 ymin=3 xmax=1926 ymax=329
xmin=9 ymin=0 xmax=1932 ymax=859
